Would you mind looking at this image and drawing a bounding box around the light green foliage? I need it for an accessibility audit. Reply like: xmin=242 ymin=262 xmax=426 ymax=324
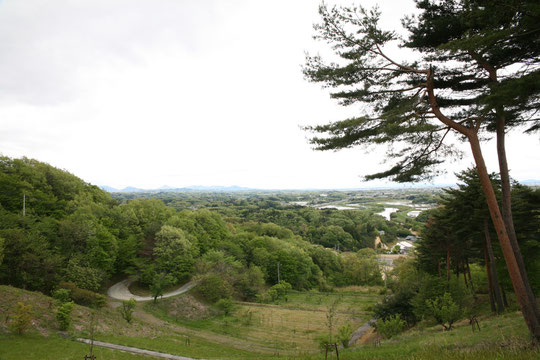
xmin=153 ymin=225 xmax=196 ymax=284
xmin=387 ymin=257 xmax=419 ymax=294
xmin=56 ymin=301 xmax=74 ymax=331
xmin=52 ymin=288 xmax=71 ymax=304
xmin=168 ymin=210 xmax=230 ymax=255
xmin=425 ymin=292 xmax=462 ymax=331
xmin=341 ymin=249 xmax=382 ymax=286
xmin=9 ymin=302 xmax=34 ymax=335
xmin=338 ymin=323 xmax=353 ymax=347
xmin=256 ymin=288 xmax=278 ymax=303
xmin=271 ymin=281 xmax=292 ymax=298
xmin=325 ymin=299 xmax=340 ymax=343
xmin=119 ymin=298 xmax=137 ymax=323
xmin=375 ymin=314 xmax=407 ymax=339
xmin=257 ymin=281 xmax=293 ymax=303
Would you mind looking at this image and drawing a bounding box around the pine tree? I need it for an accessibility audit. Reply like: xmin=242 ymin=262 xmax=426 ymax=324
xmin=303 ymin=1 xmax=540 ymax=340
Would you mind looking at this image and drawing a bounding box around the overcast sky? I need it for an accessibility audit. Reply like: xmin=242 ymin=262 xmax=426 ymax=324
xmin=1 ymin=0 xmax=538 ymax=190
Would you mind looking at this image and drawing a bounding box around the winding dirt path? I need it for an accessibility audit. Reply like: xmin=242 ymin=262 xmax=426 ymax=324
xmin=107 ymin=278 xmax=197 ymax=301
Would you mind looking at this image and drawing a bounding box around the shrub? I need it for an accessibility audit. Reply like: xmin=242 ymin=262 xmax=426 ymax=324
xmin=119 ymin=298 xmax=137 ymax=323
xmin=338 ymin=323 xmax=353 ymax=347
xmin=215 ymin=298 xmax=235 ymax=315
xmin=56 ymin=301 xmax=74 ymax=331
xmin=53 ymin=288 xmax=71 ymax=304
xmin=373 ymin=290 xmax=417 ymax=327
xmin=271 ymin=281 xmax=292 ymax=298
xmin=196 ymin=274 xmax=233 ymax=303
xmin=256 ymin=289 xmax=278 ymax=303
xmin=375 ymin=314 xmax=406 ymax=339
xmin=9 ymin=302 xmax=33 ymax=335
xmin=58 ymin=282 xmax=106 ymax=308
xmin=315 ymin=334 xmax=336 ymax=350
xmin=425 ymin=292 xmax=462 ymax=331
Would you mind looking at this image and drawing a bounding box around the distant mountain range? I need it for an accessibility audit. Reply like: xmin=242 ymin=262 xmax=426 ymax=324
xmin=99 ymin=185 xmax=254 ymax=193
xmin=99 ymin=179 xmax=540 ymax=193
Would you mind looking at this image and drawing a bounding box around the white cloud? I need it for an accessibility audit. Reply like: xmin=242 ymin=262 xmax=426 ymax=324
xmin=0 ymin=0 xmax=538 ymax=189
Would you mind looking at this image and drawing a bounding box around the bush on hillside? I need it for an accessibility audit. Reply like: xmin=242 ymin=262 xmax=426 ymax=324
xmin=58 ymin=282 xmax=106 ymax=308
xmin=56 ymin=301 xmax=74 ymax=331
xmin=425 ymin=292 xmax=462 ymax=331
xmin=375 ymin=314 xmax=406 ymax=339
xmin=196 ymin=274 xmax=233 ymax=303
xmin=8 ymin=302 xmax=34 ymax=335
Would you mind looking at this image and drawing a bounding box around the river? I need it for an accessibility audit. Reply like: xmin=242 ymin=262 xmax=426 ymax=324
xmin=377 ymin=207 xmax=399 ymax=220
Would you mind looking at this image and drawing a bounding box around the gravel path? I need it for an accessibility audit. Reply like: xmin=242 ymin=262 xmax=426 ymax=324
xmin=348 ymin=318 xmax=375 ymax=347
xmin=107 ymin=278 xmax=197 ymax=301
xmin=76 ymin=338 xmax=206 ymax=360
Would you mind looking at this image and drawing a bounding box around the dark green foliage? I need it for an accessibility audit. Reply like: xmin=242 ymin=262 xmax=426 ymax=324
xmin=58 ymin=282 xmax=106 ymax=308
xmin=150 ymin=273 xmax=174 ymax=303
xmin=417 ymin=170 xmax=540 ymax=295
xmin=234 ymin=264 xmax=265 ymax=301
xmin=215 ymin=298 xmax=235 ymax=315
xmin=196 ymin=273 xmax=233 ymax=303
xmin=374 ymin=290 xmax=418 ymax=327
xmin=303 ymin=0 xmax=540 ymax=182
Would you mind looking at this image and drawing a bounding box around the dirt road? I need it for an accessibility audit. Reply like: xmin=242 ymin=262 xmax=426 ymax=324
xmin=107 ymin=278 xmax=197 ymax=301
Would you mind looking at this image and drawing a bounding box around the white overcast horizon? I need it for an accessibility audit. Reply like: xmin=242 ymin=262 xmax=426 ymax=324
xmin=1 ymin=0 xmax=538 ymax=190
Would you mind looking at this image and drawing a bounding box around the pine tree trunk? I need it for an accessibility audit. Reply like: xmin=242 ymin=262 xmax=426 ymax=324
xmin=446 ymin=246 xmax=451 ymax=284
xmin=466 ymin=259 xmax=475 ymax=297
xmin=496 ymin=112 xmax=540 ymax=322
xmin=426 ymin=71 xmax=540 ymax=341
xmin=484 ymin=243 xmax=497 ymax=313
xmin=469 ymin=133 xmax=540 ymax=341
xmin=484 ymin=218 xmax=504 ymax=313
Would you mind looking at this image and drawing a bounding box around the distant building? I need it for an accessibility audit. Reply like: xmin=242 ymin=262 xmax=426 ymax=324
xmin=396 ymin=240 xmax=415 ymax=254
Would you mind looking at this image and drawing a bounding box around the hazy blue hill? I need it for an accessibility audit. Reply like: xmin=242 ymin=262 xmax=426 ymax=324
xmin=101 ymin=185 xmax=255 ymax=193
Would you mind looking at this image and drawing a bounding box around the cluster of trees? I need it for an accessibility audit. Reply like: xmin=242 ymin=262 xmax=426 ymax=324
xmin=113 ymin=191 xmax=417 ymax=251
xmin=371 ymin=170 xmax=539 ymax=338
xmin=0 ymin=157 xmax=385 ymax=305
xmin=417 ymin=169 xmax=539 ymax=312
xmin=303 ymin=0 xmax=540 ymax=341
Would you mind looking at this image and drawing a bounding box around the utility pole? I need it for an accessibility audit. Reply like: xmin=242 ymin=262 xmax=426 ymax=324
xmin=22 ymin=193 xmax=26 ymax=216
xmin=277 ymin=262 xmax=281 ymax=284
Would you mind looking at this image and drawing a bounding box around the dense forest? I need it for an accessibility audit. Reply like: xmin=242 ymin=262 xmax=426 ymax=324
xmin=0 ymin=157 xmax=406 ymax=304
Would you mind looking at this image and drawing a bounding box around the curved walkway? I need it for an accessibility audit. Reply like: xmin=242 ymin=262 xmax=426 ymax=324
xmin=107 ymin=278 xmax=197 ymax=301
xmin=76 ymin=338 xmax=206 ymax=360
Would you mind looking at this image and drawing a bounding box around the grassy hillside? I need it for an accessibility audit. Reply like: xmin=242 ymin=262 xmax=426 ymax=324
xmin=1 ymin=285 xmax=538 ymax=360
